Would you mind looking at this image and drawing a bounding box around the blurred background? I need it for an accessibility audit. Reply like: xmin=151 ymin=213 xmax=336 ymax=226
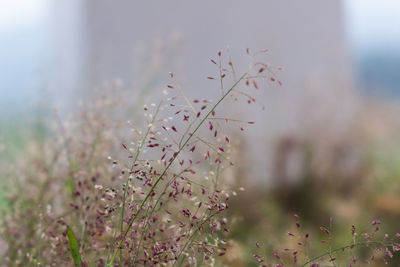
xmin=1 ymin=0 xmax=400 ymax=265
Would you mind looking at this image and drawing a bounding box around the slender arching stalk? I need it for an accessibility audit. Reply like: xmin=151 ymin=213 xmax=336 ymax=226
xmin=299 ymin=241 xmax=389 ymax=267
xmin=117 ymin=101 xmax=162 ymax=264
xmin=173 ymin=211 xmax=219 ymax=267
xmin=108 ymin=71 xmax=249 ymax=266
xmin=131 ymin=170 xmax=184 ymax=264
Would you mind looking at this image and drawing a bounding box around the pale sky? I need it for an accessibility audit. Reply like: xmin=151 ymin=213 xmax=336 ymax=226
xmin=0 ymin=0 xmax=48 ymax=33
xmin=344 ymin=0 xmax=400 ymax=51
xmin=0 ymin=0 xmax=399 ymax=49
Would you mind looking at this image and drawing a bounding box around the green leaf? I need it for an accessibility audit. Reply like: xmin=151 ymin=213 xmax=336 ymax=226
xmin=66 ymin=225 xmax=83 ymax=267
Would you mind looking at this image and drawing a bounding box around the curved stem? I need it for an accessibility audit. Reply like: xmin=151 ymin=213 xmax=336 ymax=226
xmin=300 ymin=241 xmax=388 ymax=267
xmin=118 ymin=102 xmax=162 ymax=264
xmin=108 ymin=72 xmax=248 ymax=266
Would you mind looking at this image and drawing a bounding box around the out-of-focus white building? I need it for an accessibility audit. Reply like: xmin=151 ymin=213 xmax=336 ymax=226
xmin=50 ymin=0 xmax=357 ymax=181
xmin=52 ymin=0 xmax=354 ymax=95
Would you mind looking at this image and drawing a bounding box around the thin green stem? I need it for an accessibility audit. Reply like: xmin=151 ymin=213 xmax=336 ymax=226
xmin=131 ymin=171 xmax=183 ymax=264
xmin=108 ymin=72 xmax=248 ymax=266
xmin=300 ymin=241 xmax=388 ymax=267
xmin=118 ymin=102 xmax=162 ymax=263
xmin=174 ymin=212 xmax=219 ymax=267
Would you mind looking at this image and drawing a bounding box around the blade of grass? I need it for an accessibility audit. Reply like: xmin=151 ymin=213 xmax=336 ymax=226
xmin=66 ymin=225 xmax=83 ymax=267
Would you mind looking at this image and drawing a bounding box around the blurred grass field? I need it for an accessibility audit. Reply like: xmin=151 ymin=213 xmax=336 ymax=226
xmin=0 ymin=111 xmax=47 ymax=210
xmin=5 ymin=99 xmax=400 ymax=265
